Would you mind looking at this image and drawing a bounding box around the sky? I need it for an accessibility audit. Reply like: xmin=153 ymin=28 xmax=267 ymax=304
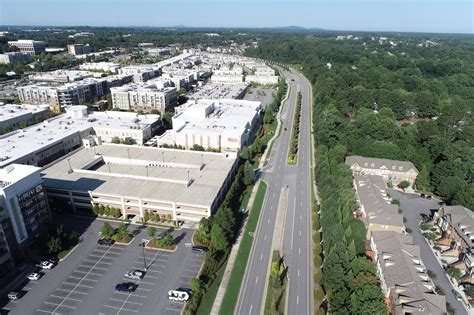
xmin=1 ymin=0 xmax=473 ymax=34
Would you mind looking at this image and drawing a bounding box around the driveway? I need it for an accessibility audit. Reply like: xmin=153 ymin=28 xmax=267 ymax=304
xmin=389 ymin=189 xmax=468 ymax=315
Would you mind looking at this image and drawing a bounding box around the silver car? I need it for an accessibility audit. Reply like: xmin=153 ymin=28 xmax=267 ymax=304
xmin=124 ymin=270 xmax=145 ymax=280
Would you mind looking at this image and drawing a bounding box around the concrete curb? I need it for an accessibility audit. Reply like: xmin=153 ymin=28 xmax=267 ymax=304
xmin=59 ymin=243 xmax=80 ymax=261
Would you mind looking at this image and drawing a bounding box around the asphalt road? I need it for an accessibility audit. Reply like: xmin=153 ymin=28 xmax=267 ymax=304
xmin=1 ymin=216 xmax=203 ymax=315
xmin=235 ymin=69 xmax=313 ymax=315
xmin=389 ymin=190 xmax=468 ymax=315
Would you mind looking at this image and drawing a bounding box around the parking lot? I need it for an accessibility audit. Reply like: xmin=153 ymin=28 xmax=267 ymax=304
xmin=1 ymin=216 xmax=204 ymax=315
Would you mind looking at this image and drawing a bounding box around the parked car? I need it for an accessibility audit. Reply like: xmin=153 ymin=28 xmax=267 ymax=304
xmin=459 ymin=283 xmax=472 ymax=291
xmin=115 ymin=282 xmax=137 ymax=293
xmin=7 ymin=291 xmax=21 ymax=301
xmin=452 ymin=289 xmax=463 ymax=301
xmin=284 ymin=127 xmax=287 ymax=131
xmin=27 ymin=273 xmax=41 ymax=281
xmin=168 ymin=289 xmax=190 ymax=302
xmin=427 ymin=195 xmax=432 ymax=200
xmin=420 ymin=193 xmax=426 ymax=198
xmin=124 ymin=270 xmax=145 ymax=280
xmin=192 ymin=246 xmax=207 ymax=254
xmin=98 ymin=238 xmax=115 ymax=246
xmin=36 ymin=260 xmax=55 ymax=270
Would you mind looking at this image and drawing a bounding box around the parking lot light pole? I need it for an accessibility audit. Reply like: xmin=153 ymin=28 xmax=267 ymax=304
xmin=141 ymin=241 xmax=147 ymax=271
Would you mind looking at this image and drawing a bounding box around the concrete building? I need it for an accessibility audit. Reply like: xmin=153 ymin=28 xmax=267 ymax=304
xmin=346 ymin=156 xmax=419 ymax=185
xmin=146 ymin=48 xmax=173 ymax=56
xmin=28 ymin=70 xmax=95 ymax=83
xmin=67 ymin=44 xmax=91 ymax=56
xmin=434 ymin=205 xmax=474 ymax=284
xmin=79 ymin=62 xmax=120 ymax=74
xmin=0 ymin=52 xmax=31 ymax=65
xmin=353 ymin=174 xmax=405 ymax=237
xmin=0 ymin=164 xmax=50 ymax=277
xmin=119 ymin=65 xmax=161 ymax=83
xmin=371 ymin=231 xmax=446 ymax=314
xmin=68 ymin=32 xmax=95 ymax=39
xmin=211 ymin=66 xmax=244 ymax=84
xmin=245 ymin=75 xmax=279 ymax=85
xmin=8 ymin=40 xmax=46 ymax=55
xmin=41 ymin=144 xmax=238 ymax=223
xmin=0 ymin=104 xmax=51 ymax=133
xmin=158 ymin=99 xmax=261 ymax=152
xmin=0 ymin=107 xmax=160 ymax=168
xmin=110 ymin=83 xmax=178 ymax=114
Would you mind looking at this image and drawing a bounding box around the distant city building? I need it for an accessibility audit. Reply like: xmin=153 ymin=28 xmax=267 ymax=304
xmin=0 ymin=104 xmax=50 ymax=133
xmin=119 ymin=65 xmax=161 ymax=83
xmin=111 ymin=83 xmax=178 ymax=115
xmin=146 ymin=48 xmax=173 ymax=56
xmin=158 ymin=99 xmax=261 ymax=152
xmin=0 ymin=164 xmax=50 ymax=277
xmin=346 ymin=155 xmax=419 ymax=185
xmin=41 ymin=144 xmax=238 ymax=223
xmin=211 ymin=66 xmax=244 ymax=84
xmin=189 ymin=83 xmax=248 ymax=100
xmin=0 ymin=106 xmax=161 ymax=168
xmin=67 ymin=44 xmax=91 ymax=56
xmin=79 ymin=62 xmax=121 ymax=74
xmin=0 ymin=52 xmax=31 ymax=65
xmin=28 ymin=70 xmax=95 ymax=83
xmin=138 ymin=43 xmax=154 ymax=48
xmin=8 ymin=40 xmax=46 ymax=56
xmin=68 ymin=32 xmax=95 ymax=39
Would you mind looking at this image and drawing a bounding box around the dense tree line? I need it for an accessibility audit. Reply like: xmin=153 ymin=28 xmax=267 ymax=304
xmin=246 ymin=32 xmax=473 ymax=312
xmin=246 ymin=34 xmax=473 ymax=208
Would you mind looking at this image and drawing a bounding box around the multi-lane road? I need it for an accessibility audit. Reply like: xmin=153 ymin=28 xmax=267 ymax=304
xmin=235 ymin=69 xmax=313 ymax=315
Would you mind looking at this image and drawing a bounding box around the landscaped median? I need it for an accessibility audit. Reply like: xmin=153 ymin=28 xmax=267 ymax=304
xmin=100 ymin=221 xmax=134 ymax=244
xmin=264 ymin=251 xmax=287 ymax=315
xmin=218 ymin=181 xmax=267 ymax=315
xmin=145 ymin=227 xmax=177 ymax=252
xmin=287 ymin=91 xmax=302 ymax=164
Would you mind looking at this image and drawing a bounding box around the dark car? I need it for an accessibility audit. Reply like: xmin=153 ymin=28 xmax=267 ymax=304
xmin=420 ymin=193 xmax=426 ymax=198
xmin=426 ymin=195 xmax=432 ymax=200
xmin=115 ymin=282 xmax=137 ymax=293
xmin=284 ymin=127 xmax=287 ymax=131
xmin=192 ymin=246 xmax=207 ymax=254
xmin=98 ymin=239 xmax=115 ymax=246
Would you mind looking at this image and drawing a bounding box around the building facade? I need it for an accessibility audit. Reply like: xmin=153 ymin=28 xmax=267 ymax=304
xmin=8 ymin=40 xmax=46 ymax=55
xmin=111 ymin=84 xmax=178 ymax=114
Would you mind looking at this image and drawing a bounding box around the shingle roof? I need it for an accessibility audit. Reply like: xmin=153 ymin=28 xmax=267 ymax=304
xmin=346 ymin=155 xmax=418 ymax=174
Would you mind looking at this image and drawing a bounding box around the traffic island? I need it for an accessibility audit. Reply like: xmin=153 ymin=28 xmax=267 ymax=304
xmin=264 ymin=251 xmax=287 ymax=315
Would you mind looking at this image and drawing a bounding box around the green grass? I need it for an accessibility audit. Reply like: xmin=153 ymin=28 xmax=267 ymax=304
xmin=219 ymin=181 xmax=268 ymax=315
xmin=196 ymin=259 xmax=228 ymax=315
xmin=263 ymin=253 xmax=287 ymax=315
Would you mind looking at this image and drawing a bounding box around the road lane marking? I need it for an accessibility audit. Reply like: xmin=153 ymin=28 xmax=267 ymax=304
xmin=249 ymin=304 xmax=253 ymax=314
xmin=299 ymin=248 xmax=301 ymax=254
xmin=267 ymin=219 xmax=270 ymax=224
xmin=255 ymin=276 xmax=259 ymax=284
xmin=298 ymin=269 xmax=300 ymax=277
xmin=264 ymin=235 xmax=267 ymax=240
xmin=297 ymin=296 xmax=299 ymax=305
xmin=299 ymin=230 xmax=302 ymax=236
xmin=103 ymin=305 xmax=139 ymax=313
xmin=260 ymin=254 xmax=263 ymax=260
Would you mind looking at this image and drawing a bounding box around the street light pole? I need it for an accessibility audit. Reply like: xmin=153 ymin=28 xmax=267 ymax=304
xmin=127 ymin=148 xmax=130 ymax=161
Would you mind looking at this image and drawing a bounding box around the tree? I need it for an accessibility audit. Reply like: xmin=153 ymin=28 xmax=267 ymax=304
xmin=101 ymin=222 xmax=114 ymax=238
xmin=447 ymin=267 xmax=463 ymax=280
xmin=351 ymin=272 xmax=378 ymax=290
xmin=191 ymin=144 xmax=205 ymax=151
xmin=47 ymin=236 xmax=62 ymax=255
xmin=122 ymin=137 xmax=136 ymax=145
xmin=117 ymin=222 xmax=128 ymax=238
xmin=111 ymin=136 xmax=121 ymax=144
xmin=162 ymin=112 xmax=173 ymax=128
xmin=210 ymin=224 xmax=228 ymax=251
xmin=160 ymin=232 xmax=174 ymax=247
xmin=399 ymin=180 xmax=411 ymax=189
xmin=243 ymin=161 xmax=256 ymax=186
xmin=147 ymin=227 xmax=156 ymax=238
xmin=195 ymin=218 xmax=212 ymax=244
xmin=263 ymin=110 xmax=273 ymax=124
xmin=350 ymin=284 xmax=387 ymax=314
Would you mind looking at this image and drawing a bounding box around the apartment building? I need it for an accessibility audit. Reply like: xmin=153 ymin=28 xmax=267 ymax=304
xmin=0 ymin=106 xmax=160 ymax=168
xmin=8 ymin=40 xmax=46 ymax=55
xmin=158 ymin=99 xmax=261 ymax=152
xmin=80 ymin=62 xmax=121 ymax=74
xmin=0 ymin=104 xmax=51 ymax=133
xmin=0 ymin=164 xmax=50 ymax=274
xmin=371 ymin=231 xmax=446 ymax=314
xmin=111 ymin=83 xmax=178 ymax=114
xmin=119 ymin=65 xmax=161 ymax=83
xmin=28 ymin=70 xmax=95 ymax=83
xmin=435 ymin=205 xmax=474 ymax=283
xmin=346 ymin=155 xmax=419 ymax=185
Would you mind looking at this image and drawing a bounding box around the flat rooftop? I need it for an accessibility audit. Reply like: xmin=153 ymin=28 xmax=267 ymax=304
xmin=189 ymin=83 xmax=248 ymax=100
xmin=0 ymin=104 xmax=49 ymax=123
xmin=0 ymin=107 xmax=159 ymax=167
xmin=0 ymin=164 xmax=41 ymax=189
xmin=41 ymin=144 xmax=236 ymax=206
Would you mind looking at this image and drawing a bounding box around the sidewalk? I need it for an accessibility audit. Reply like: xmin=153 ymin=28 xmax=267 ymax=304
xmin=210 ymin=181 xmax=261 ymax=315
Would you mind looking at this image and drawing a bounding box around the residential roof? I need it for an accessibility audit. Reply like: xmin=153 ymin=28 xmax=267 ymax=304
xmin=372 ymin=231 xmax=447 ymax=314
xmin=354 ymin=174 xmax=404 ymax=228
xmin=440 ymin=205 xmax=474 ymax=250
xmin=346 ymin=155 xmax=419 ymax=174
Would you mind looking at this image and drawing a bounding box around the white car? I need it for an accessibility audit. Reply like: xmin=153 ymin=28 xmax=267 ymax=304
xmin=36 ymin=260 xmax=54 ymax=270
xmin=27 ymin=273 xmax=41 ymax=281
xmin=124 ymin=270 xmax=145 ymax=280
xmin=168 ymin=289 xmax=190 ymax=302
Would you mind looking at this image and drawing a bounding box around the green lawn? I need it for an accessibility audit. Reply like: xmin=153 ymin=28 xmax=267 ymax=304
xmin=219 ymin=181 xmax=268 ymax=315
xmin=196 ymin=259 xmax=228 ymax=315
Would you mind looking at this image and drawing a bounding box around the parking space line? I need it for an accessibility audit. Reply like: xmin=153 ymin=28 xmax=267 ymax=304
xmin=62 ymin=282 xmax=93 ymax=288
xmin=73 ymin=270 xmax=103 ymax=277
xmin=84 ymin=259 xmax=113 ymax=265
xmin=145 ymin=274 xmax=160 ymax=279
xmin=136 ymin=287 xmax=151 ymax=292
xmin=43 ymin=301 xmax=76 ymax=309
xmin=56 ymin=288 xmax=88 ymax=295
xmin=68 ymin=275 xmax=98 ymax=282
xmin=79 ymin=264 xmax=108 ymax=271
xmin=137 ymin=280 xmax=155 ymax=285
xmin=50 ymin=294 xmax=82 ymax=302
xmin=165 ymin=307 xmax=182 ymax=312
xmin=109 ymin=298 xmax=143 ymax=306
xmin=141 ymin=269 xmax=162 ymax=274
xmin=114 ymin=292 xmax=147 ymax=298
xmin=36 ymin=309 xmax=53 ymax=314
xmin=103 ymin=305 xmax=139 ymax=313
